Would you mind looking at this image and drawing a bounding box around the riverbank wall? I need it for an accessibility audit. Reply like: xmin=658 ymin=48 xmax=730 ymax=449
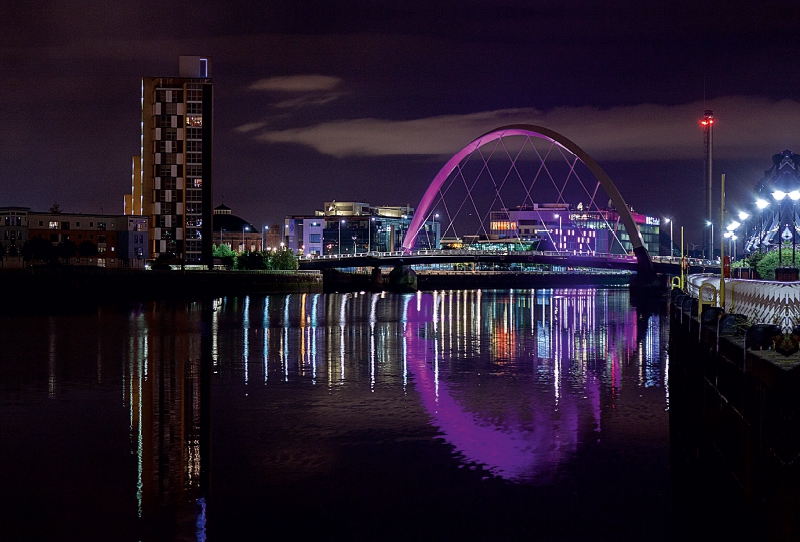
xmin=669 ymin=288 xmax=800 ymax=541
xmin=322 ymin=268 xmax=631 ymax=292
xmin=0 ymin=268 xmax=322 ymax=306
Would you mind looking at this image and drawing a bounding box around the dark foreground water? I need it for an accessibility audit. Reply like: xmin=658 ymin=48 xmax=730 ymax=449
xmin=2 ymin=288 xmax=681 ymax=541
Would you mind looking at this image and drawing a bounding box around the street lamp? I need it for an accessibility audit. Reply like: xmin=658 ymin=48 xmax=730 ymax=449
xmin=725 ymin=221 xmax=740 ymax=262
xmin=368 ymin=216 xmax=375 ymax=253
xmin=220 ymin=228 xmax=225 ymax=247
xmin=756 ymin=199 xmax=769 ymax=253
xmin=731 ymin=234 xmax=738 ymax=260
xmin=773 ymin=191 xmax=788 ymax=264
xmin=242 ymin=225 xmax=249 ymax=253
xmin=352 ymin=235 xmax=357 ymax=254
xmin=664 ymin=218 xmax=673 ymax=257
xmin=554 ymin=213 xmax=562 ymax=252
xmin=738 ymin=212 xmax=750 ymax=255
xmin=790 ymin=192 xmax=800 ymax=264
xmin=705 ymin=221 xmax=714 ymax=260
xmin=339 ymin=219 xmax=345 ymax=256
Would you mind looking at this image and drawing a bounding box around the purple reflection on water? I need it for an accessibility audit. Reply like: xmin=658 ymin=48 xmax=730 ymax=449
xmin=401 ymin=292 xmax=602 ymax=482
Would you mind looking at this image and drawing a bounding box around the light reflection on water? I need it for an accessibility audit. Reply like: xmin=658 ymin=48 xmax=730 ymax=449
xmin=0 ymin=287 xmax=672 ymax=540
xmin=207 ymin=288 xmax=667 ymax=483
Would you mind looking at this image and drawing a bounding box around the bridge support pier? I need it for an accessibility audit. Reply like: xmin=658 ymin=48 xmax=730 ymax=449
xmin=371 ymin=267 xmax=383 ymax=291
xmin=388 ymin=265 xmax=417 ymax=292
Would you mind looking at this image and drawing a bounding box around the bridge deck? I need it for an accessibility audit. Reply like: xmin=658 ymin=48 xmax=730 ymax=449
xmin=299 ymin=250 xmax=719 ymax=275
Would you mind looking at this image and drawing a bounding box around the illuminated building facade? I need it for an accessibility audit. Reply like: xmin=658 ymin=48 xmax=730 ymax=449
xmin=284 ymin=201 xmax=440 ymax=256
xmin=488 ymin=203 xmax=659 ymax=255
xmin=126 ymin=56 xmax=213 ymax=266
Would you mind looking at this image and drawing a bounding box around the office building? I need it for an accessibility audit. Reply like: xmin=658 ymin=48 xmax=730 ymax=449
xmin=488 ymin=203 xmax=659 ymax=255
xmin=284 ymin=201 xmax=440 ymax=256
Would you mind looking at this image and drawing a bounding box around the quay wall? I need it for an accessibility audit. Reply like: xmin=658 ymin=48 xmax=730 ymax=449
xmin=322 ymin=268 xmax=631 ymax=292
xmin=669 ymin=291 xmax=800 ymax=541
xmin=0 ymin=268 xmax=322 ymax=306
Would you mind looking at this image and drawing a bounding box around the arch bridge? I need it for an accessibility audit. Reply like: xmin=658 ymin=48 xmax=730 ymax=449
xmin=304 ymin=125 xmax=677 ymax=285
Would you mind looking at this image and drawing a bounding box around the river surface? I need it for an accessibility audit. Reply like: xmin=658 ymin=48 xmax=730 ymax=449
xmin=1 ymin=288 xmax=681 ymax=540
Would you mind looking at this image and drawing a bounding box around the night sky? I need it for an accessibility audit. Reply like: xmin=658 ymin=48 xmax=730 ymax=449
xmin=4 ymin=0 xmax=800 ymax=245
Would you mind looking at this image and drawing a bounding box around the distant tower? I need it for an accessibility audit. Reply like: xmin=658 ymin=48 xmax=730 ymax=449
xmin=701 ymin=110 xmax=714 ymax=257
xmin=126 ymin=56 xmax=214 ymax=266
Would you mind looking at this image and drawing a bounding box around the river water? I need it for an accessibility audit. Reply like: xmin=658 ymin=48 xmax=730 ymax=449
xmin=1 ymin=288 xmax=681 ymax=540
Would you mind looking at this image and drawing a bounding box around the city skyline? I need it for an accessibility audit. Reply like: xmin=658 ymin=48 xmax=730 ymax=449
xmin=4 ymin=1 xmax=800 ymax=246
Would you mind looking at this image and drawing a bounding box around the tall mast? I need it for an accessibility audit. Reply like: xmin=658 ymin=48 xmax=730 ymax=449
xmin=701 ymin=110 xmax=714 ymax=258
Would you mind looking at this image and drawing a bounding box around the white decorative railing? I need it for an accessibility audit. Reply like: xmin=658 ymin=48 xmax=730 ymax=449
xmin=686 ymin=273 xmax=800 ymax=332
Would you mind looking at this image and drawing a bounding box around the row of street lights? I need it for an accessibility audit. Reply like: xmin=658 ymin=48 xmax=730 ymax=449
xmin=702 ymin=188 xmax=799 ymax=262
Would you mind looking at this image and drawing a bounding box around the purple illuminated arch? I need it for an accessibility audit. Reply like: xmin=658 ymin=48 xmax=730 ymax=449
xmin=402 ymin=124 xmax=652 ymax=270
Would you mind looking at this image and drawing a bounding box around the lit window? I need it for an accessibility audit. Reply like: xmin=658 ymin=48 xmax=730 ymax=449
xmin=49 ymin=221 xmax=58 ymax=229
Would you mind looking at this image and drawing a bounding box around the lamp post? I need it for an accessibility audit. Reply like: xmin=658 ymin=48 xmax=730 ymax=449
xmin=220 ymin=228 xmax=225 ymax=247
xmin=242 ymin=225 xmax=249 ymax=253
xmin=725 ymin=221 xmax=740 ymax=262
xmin=705 ymin=221 xmax=713 ymax=260
xmin=554 ymin=213 xmax=562 ymax=252
xmin=339 ymin=219 xmax=345 ymax=255
xmin=738 ymin=211 xmax=750 ymax=256
xmin=773 ymin=191 xmax=788 ymax=265
xmin=790 ymin=191 xmax=800 ymax=265
xmin=664 ymin=218 xmax=673 ymax=257
xmin=723 ymin=233 xmax=737 ymax=261
xmin=756 ymin=198 xmax=769 ymax=253
xmin=368 ymin=216 xmax=375 ymax=253
xmin=352 ymin=235 xmax=357 ymax=254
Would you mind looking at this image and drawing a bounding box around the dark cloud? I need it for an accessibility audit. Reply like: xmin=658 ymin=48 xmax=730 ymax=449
xmin=253 ymin=97 xmax=800 ymax=161
xmin=249 ymin=75 xmax=341 ymax=92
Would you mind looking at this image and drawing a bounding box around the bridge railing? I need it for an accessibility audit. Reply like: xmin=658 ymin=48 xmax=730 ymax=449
xmin=650 ymin=255 xmax=717 ymax=267
xmin=301 ymin=249 xmax=645 ymax=261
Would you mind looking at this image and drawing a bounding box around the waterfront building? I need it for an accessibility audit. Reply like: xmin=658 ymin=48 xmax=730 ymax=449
xmin=284 ymin=201 xmax=441 ymax=256
xmin=0 ymin=206 xmax=29 ymax=255
xmin=28 ymin=211 xmax=149 ymax=267
xmin=125 ymin=56 xmax=213 ymax=266
xmin=283 ymin=215 xmax=325 ymax=255
xmin=212 ymin=204 xmax=260 ymax=252
xmin=488 ymin=203 xmax=660 ymax=255
xmin=263 ymin=224 xmax=283 ymax=250
xmin=1 ymin=207 xmax=149 ymax=267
